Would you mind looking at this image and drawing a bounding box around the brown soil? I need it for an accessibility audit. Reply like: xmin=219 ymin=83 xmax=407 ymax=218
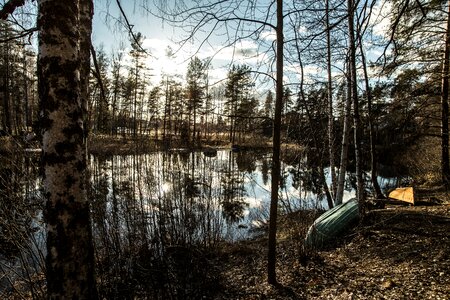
xmin=212 ymin=191 xmax=450 ymax=299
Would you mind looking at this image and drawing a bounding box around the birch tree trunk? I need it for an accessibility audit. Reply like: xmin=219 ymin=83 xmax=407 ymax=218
xmin=38 ymin=0 xmax=98 ymax=297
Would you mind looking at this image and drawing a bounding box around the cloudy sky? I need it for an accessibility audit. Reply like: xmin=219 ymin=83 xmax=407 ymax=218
xmin=91 ymin=0 xmax=391 ymax=94
xmin=92 ymin=0 xmax=276 ymax=90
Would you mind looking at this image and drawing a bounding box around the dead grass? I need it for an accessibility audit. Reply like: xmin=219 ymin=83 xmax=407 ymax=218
xmin=210 ymin=192 xmax=450 ymax=299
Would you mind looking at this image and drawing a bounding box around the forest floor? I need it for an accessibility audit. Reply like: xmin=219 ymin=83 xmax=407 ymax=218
xmin=212 ymin=188 xmax=450 ymax=300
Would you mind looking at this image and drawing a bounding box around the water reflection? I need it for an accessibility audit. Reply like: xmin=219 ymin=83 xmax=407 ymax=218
xmin=88 ymin=150 xmax=330 ymax=245
xmin=0 ymin=148 xmax=408 ymax=298
xmin=0 ymin=151 xmax=44 ymax=295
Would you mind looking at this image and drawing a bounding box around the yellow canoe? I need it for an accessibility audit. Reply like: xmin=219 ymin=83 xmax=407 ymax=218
xmin=388 ymin=187 xmax=415 ymax=205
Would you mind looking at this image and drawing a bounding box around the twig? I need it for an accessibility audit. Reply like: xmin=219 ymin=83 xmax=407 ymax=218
xmin=0 ymin=26 xmax=37 ymax=43
xmin=115 ymin=0 xmax=152 ymax=57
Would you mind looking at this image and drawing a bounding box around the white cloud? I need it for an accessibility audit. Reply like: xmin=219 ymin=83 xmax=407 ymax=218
xmin=199 ymin=39 xmax=262 ymax=63
xmin=118 ymin=35 xmax=275 ymax=90
xmin=298 ymin=25 xmax=307 ymax=34
xmin=371 ymin=1 xmax=392 ymax=38
xmin=260 ymin=29 xmax=276 ymax=41
xmin=118 ymin=37 xmax=263 ymax=85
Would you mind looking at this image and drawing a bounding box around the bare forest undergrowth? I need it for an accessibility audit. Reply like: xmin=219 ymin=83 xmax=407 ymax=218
xmin=213 ymin=192 xmax=450 ymax=300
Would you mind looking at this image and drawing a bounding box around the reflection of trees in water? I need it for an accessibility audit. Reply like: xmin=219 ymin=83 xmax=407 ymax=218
xmin=0 ymin=153 xmax=42 ymax=254
xmin=220 ymin=151 xmax=248 ymax=223
xmin=288 ymin=155 xmax=327 ymax=208
xmin=88 ymin=151 xmax=252 ymax=247
xmin=235 ymin=151 xmax=258 ymax=173
xmin=261 ymin=157 xmax=270 ymax=186
xmin=0 ymin=152 xmax=44 ymax=297
xmin=89 ymin=151 xmax=245 ymax=298
xmin=0 ymin=149 xmax=349 ymax=298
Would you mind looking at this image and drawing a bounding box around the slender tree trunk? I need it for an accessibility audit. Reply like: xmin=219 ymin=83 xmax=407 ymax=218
xmin=335 ymin=62 xmax=352 ymax=206
xmin=347 ymin=0 xmax=365 ymax=211
xmin=167 ymin=88 xmax=172 ymax=142
xmin=111 ymin=53 xmax=122 ymax=136
xmin=134 ymin=64 xmax=138 ymax=137
xmin=2 ymin=38 xmax=11 ymax=134
xmin=90 ymin=46 xmax=108 ymax=133
xmin=80 ymin=0 xmax=92 ymax=143
xmin=293 ymin=20 xmax=333 ymax=208
xmin=441 ymin=0 xmax=450 ymax=187
xmin=193 ymin=104 xmax=197 ymax=142
xmin=268 ymin=0 xmax=283 ymax=285
xmin=163 ymin=78 xmax=168 ymax=141
xmin=23 ymin=52 xmax=31 ymax=129
xmin=326 ymin=0 xmax=337 ymax=199
xmin=39 ymin=0 xmax=98 ymax=298
xmin=358 ymin=39 xmax=384 ymax=199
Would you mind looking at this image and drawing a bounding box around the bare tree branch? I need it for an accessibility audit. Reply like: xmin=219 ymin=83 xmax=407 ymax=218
xmin=0 ymin=26 xmax=36 ymax=43
xmin=115 ymin=0 xmax=152 ymax=56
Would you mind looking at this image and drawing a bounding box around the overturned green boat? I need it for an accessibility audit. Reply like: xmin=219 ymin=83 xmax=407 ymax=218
xmin=304 ymin=198 xmax=359 ymax=250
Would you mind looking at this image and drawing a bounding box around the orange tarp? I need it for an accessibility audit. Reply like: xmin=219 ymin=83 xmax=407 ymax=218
xmin=388 ymin=187 xmax=415 ymax=205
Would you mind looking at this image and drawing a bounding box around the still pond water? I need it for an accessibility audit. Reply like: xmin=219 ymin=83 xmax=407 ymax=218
xmin=87 ymin=149 xmax=367 ymax=241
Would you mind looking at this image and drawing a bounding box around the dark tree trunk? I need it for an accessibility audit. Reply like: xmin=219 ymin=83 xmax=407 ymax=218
xmin=2 ymin=38 xmax=12 ymax=134
xmin=326 ymin=0 xmax=337 ymax=199
xmin=335 ymin=61 xmax=352 ymax=206
xmin=441 ymin=0 xmax=450 ymax=187
xmin=359 ymin=39 xmax=384 ymax=199
xmin=38 ymin=0 xmax=98 ymax=298
xmin=268 ymin=0 xmax=283 ymax=285
xmin=293 ymin=24 xmax=334 ymax=209
xmin=347 ymin=0 xmax=365 ymax=213
xmin=80 ymin=0 xmax=93 ymax=144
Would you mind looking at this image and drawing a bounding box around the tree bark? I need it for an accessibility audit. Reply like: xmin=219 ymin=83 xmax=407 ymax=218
xmin=2 ymin=32 xmax=12 ymax=134
xmin=347 ymin=0 xmax=365 ymax=212
xmin=358 ymin=38 xmax=384 ymax=199
xmin=80 ymin=0 xmax=93 ymax=143
xmin=268 ymin=0 xmax=283 ymax=286
xmin=38 ymin=0 xmax=98 ymax=298
xmin=441 ymin=0 xmax=450 ymax=187
xmin=335 ymin=61 xmax=352 ymax=206
xmin=326 ymin=0 xmax=337 ymax=200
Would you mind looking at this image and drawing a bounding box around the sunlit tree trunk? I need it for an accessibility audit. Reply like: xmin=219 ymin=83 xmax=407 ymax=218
xmin=38 ymin=0 xmax=98 ymax=297
xmin=268 ymin=0 xmax=283 ymax=286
